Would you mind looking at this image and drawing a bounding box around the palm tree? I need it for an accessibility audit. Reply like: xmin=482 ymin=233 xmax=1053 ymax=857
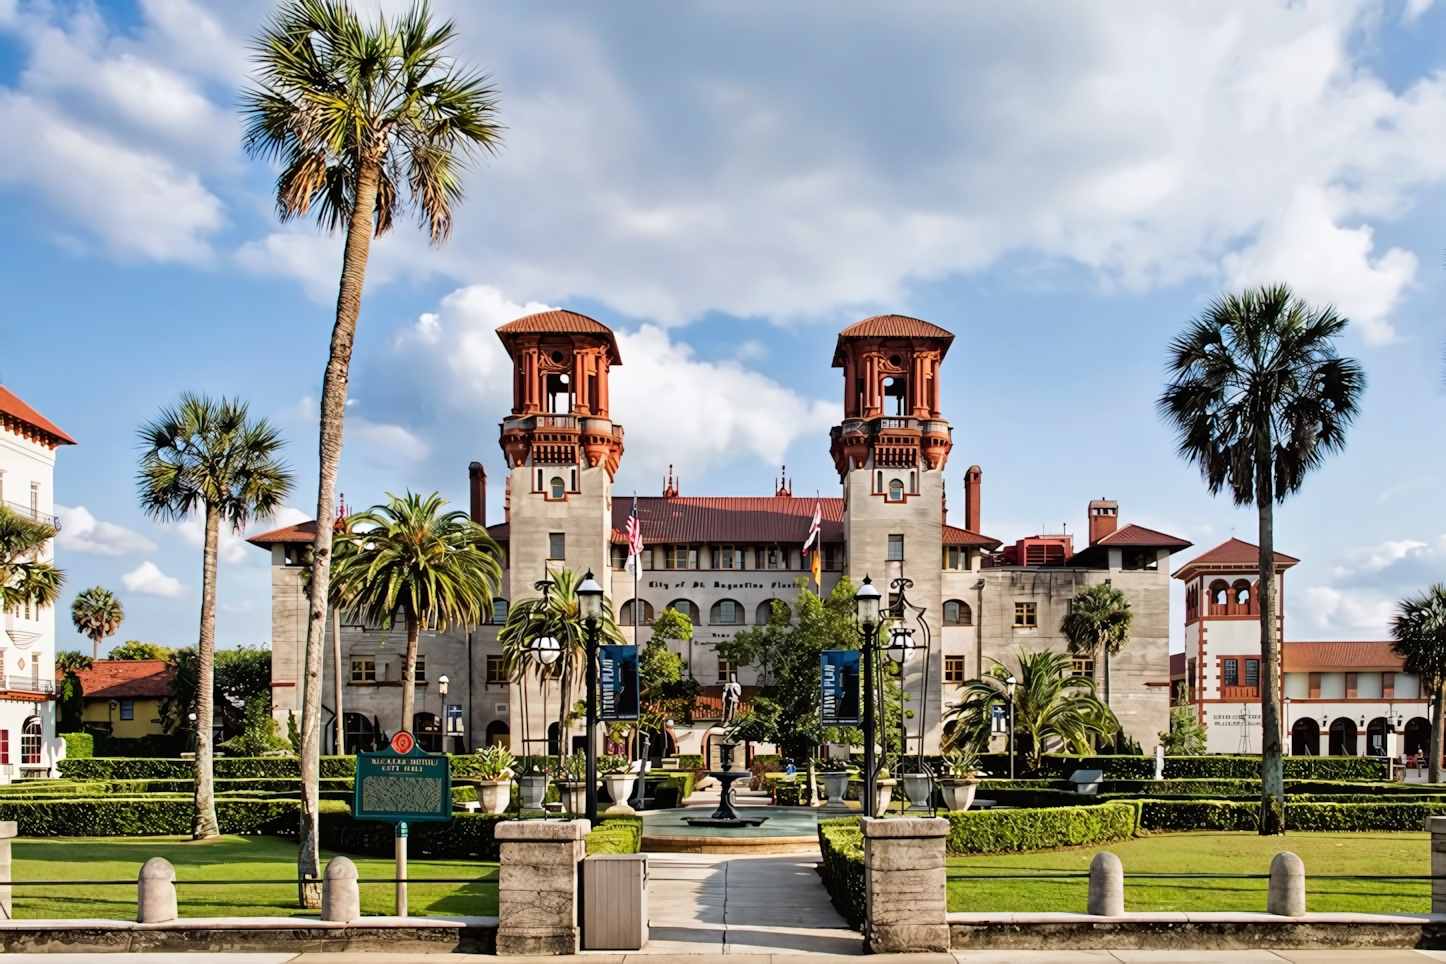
xmin=1158 ymin=283 xmax=1365 ymax=835
xmin=498 ymin=569 xmax=624 ymax=761
xmin=1059 ymin=583 xmax=1133 ymax=710
xmin=330 ymin=492 xmax=502 ymax=736
xmin=241 ymin=1 xmax=502 ymax=903
xmin=1390 ymin=585 xmax=1446 ymax=783
xmin=70 ymin=587 xmax=124 ymax=660
xmin=0 ymin=504 xmax=64 ymax=620
xmin=942 ymin=650 xmax=1117 ymax=773
xmin=137 ymin=394 xmax=293 ymax=840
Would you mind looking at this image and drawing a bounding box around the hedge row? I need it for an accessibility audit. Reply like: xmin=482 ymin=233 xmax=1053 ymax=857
xmin=817 ymin=817 xmax=865 ymax=930
xmin=972 ymin=754 xmax=1390 ymax=781
xmin=0 ymin=798 xmax=298 ymax=836
xmin=1137 ymin=799 xmax=1446 ymax=832
xmin=946 ymin=802 xmax=1139 ymax=856
xmin=57 ymin=757 xmax=358 ymax=780
xmin=586 ymin=816 xmax=643 ymax=855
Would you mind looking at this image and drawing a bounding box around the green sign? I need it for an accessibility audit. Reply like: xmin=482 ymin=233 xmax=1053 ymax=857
xmin=353 ymin=732 xmax=453 ymax=823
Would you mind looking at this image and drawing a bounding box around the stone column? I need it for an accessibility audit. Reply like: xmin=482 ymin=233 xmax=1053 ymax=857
xmin=137 ymin=857 xmax=177 ymax=923
xmin=0 ymin=820 xmax=14 ymax=919
xmin=862 ymin=816 xmax=949 ymax=954
xmin=497 ymin=819 xmax=589 ymax=955
xmin=1431 ymin=816 xmax=1446 ymax=914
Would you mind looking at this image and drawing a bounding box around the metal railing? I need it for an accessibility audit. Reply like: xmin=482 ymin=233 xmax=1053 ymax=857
xmin=4 ymin=677 xmax=52 ymax=694
xmin=0 ymin=501 xmax=59 ymax=530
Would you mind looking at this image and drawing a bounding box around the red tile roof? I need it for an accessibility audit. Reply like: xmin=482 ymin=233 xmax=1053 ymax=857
xmin=943 ymin=525 xmax=1003 ymax=550
xmin=0 ymin=386 xmax=76 ymax=448
xmin=71 ymin=659 xmax=173 ymax=699
xmin=833 ymin=314 xmax=954 ymax=366
xmin=609 ymin=496 xmax=846 ymax=545
xmin=246 ymin=520 xmax=318 ymax=546
xmin=1171 ymin=538 xmax=1300 ymax=581
xmin=495 ymin=310 xmax=622 ymax=364
xmin=1284 ymin=641 xmax=1403 ymax=672
xmin=1094 ymin=524 xmax=1192 ymax=549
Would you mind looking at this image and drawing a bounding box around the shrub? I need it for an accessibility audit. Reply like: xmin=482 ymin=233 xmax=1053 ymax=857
xmin=0 ymin=798 xmax=297 ymax=836
xmin=775 ymin=782 xmax=803 ymax=806
xmin=96 ymin=734 xmax=186 ymax=758
xmin=976 ymin=754 xmax=1154 ymax=779
xmin=1162 ymin=756 xmax=1389 ymax=781
xmin=749 ymin=755 xmax=783 ymax=790
xmin=817 ymin=817 xmax=865 ymax=930
xmin=1136 ymin=798 xmax=1446 ymax=832
xmin=56 ymin=754 xmax=496 ymax=782
xmin=677 ymin=754 xmax=704 ymax=769
xmin=319 ymin=802 xmax=508 ymax=859
xmin=591 ymin=815 xmax=642 ymax=854
xmin=946 ymin=802 xmax=1140 ymax=855
xmin=61 ymin=733 xmax=93 ymax=759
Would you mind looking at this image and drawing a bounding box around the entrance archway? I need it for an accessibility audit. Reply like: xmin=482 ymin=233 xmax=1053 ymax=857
xmin=1291 ymin=718 xmax=1320 ymax=756
xmin=1328 ymin=717 xmax=1357 ymax=756
xmin=486 ymin=720 xmax=510 ymax=749
xmin=1366 ymin=717 xmax=1389 ymax=757
xmin=414 ymin=712 xmax=442 ymax=753
xmin=1406 ymin=717 xmax=1431 ymax=757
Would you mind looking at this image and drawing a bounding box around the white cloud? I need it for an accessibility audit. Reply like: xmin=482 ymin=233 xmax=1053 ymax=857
xmin=1302 ymin=586 xmax=1396 ymax=632
xmin=54 ymin=505 xmax=156 ymax=557
xmin=122 ymin=561 xmax=186 ymax=597
xmin=1301 ymin=534 xmax=1446 ymax=635
xmin=349 ymin=419 xmax=432 ymax=467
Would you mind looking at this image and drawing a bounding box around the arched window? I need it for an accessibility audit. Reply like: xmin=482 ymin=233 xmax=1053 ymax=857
xmin=1232 ymin=580 xmax=1252 ymax=606
xmin=888 ymin=478 xmax=904 ymax=501
xmin=618 ymin=599 xmax=655 ymax=626
xmin=667 ymin=600 xmax=700 ymax=624
xmin=485 ymin=720 xmax=510 ymax=749
xmin=1406 ymin=717 xmax=1431 ymax=756
xmin=414 ymin=713 xmax=442 ymax=753
xmin=1328 ymin=717 xmax=1358 ymax=756
xmin=1366 ymin=717 xmax=1389 ymax=756
xmin=943 ymin=599 xmax=973 ymax=626
xmin=343 ymin=713 xmax=376 ymax=754
xmin=1209 ymin=580 xmax=1229 ymax=607
xmin=1291 ymin=718 xmax=1319 ymax=756
xmin=756 ymin=599 xmax=790 ymax=625
xmin=492 ymin=599 xmax=509 ymax=625
xmin=20 ymin=717 xmax=41 ymax=765
xmin=711 ymin=599 xmax=744 ymax=625
xmin=550 ymin=476 xmax=565 ymax=499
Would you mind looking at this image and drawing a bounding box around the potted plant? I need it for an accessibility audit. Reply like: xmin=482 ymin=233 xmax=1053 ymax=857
xmin=518 ymin=755 xmax=550 ymax=813
xmin=473 ymin=744 xmax=516 ymax=814
xmin=937 ymin=748 xmax=981 ymax=811
xmin=599 ymin=753 xmax=637 ymax=814
xmin=555 ymin=751 xmax=592 ymax=815
xmin=820 ymin=757 xmax=851 ymax=811
xmin=873 ymin=765 xmax=896 ymax=816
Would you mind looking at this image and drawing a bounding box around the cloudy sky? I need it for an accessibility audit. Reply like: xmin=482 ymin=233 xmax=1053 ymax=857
xmin=3 ymin=0 xmax=1445 ymax=655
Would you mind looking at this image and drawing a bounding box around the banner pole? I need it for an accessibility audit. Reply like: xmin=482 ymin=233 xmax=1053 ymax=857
xmin=395 ymin=820 xmax=408 ymax=917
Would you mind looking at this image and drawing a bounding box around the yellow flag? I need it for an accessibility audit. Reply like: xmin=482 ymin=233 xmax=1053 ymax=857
xmin=811 ymin=545 xmax=821 ymax=592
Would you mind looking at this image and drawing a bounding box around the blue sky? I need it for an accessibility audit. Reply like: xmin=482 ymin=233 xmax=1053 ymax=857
xmin=3 ymin=0 xmax=1446 ymax=655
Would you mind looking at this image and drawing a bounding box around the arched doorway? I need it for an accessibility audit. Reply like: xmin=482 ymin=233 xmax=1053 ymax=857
xmin=547 ymin=722 xmax=561 ymax=757
xmin=414 ymin=713 xmax=442 ymax=753
xmin=1328 ymin=717 xmax=1357 ymax=756
xmin=1291 ymin=718 xmax=1320 ymax=756
xmin=20 ymin=717 xmax=41 ymax=766
xmin=1405 ymin=717 xmax=1431 ymax=757
xmin=1366 ymin=717 xmax=1389 ymax=757
xmin=486 ymin=720 xmax=510 ymax=749
xmin=343 ymin=713 xmax=376 ymax=754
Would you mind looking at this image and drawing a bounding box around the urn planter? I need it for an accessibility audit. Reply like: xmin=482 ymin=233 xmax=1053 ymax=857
xmin=822 ymin=771 xmax=850 ymax=810
xmin=900 ymin=773 xmax=933 ymax=812
xmin=476 ymin=779 xmax=512 ymax=815
xmin=602 ymin=773 xmax=638 ymax=814
xmin=939 ymin=777 xmax=979 ymax=812
xmin=519 ymin=774 xmax=549 ymax=812
xmin=557 ymin=781 xmax=593 ymax=815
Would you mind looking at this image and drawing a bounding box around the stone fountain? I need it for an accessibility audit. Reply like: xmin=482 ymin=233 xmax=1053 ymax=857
xmin=682 ymin=740 xmax=768 ymax=828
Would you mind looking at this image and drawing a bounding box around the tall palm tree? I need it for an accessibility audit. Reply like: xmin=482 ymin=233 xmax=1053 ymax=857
xmin=0 ymin=505 xmax=64 ymax=622
xmin=498 ymin=569 xmax=624 ymax=761
xmin=137 ymin=394 xmax=293 ymax=840
xmin=330 ymin=492 xmax=502 ymax=735
xmin=241 ymin=1 xmax=502 ymax=903
xmin=942 ymin=650 xmax=1117 ymax=773
xmin=1390 ymin=585 xmax=1446 ymax=783
xmin=1059 ymin=582 xmax=1132 ymax=708
xmin=1158 ymin=283 xmax=1364 ymax=835
xmin=70 ymin=587 xmax=124 ymax=660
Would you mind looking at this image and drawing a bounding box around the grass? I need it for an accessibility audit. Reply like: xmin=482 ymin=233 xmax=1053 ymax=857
xmin=947 ymin=831 xmax=1428 ymax=914
xmin=12 ymin=835 xmax=497 ymax=919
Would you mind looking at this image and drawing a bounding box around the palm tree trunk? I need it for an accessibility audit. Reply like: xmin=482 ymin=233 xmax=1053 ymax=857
xmin=298 ymin=156 xmax=382 ymax=908
xmin=402 ymin=612 xmax=420 ymax=737
xmin=1431 ymin=681 xmax=1445 ymax=784
xmin=1257 ymin=461 xmax=1286 ymax=835
xmin=193 ymin=503 xmax=220 ymax=840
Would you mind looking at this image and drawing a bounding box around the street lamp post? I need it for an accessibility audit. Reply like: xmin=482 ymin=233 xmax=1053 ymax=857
xmin=576 ymin=570 xmax=605 ymax=825
xmin=854 ymin=576 xmax=881 ymax=813
xmin=1005 ymin=675 xmax=1017 ymax=780
xmin=438 ymin=676 xmax=450 ymax=753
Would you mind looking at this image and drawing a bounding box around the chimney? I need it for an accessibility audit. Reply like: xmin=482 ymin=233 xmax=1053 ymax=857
xmin=468 ymin=462 xmax=486 ymax=526
xmin=963 ymin=465 xmax=982 ymax=532
xmin=1088 ymin=498 xmax=1119 ymax=545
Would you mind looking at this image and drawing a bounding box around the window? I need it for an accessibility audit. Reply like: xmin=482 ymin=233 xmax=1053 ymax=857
xmin=29 ymin=482 xmax=38 ymax=518
xmin=944 ymin=656 xmax=966 ymax=683
xmin=414 ymin=657 xmax=427 ymax=683
xmin=351 ymin=658 xmax=376 ymax=682
xmin=549 ymin=532 xmax=566 ymax=560
xmin=1013 ymin=602 xmax=1037 ymax=628
xmin=887 ymin=534 xmax=904 ymax=561
xmin=887 ymin=478 xmax=904 ymax=501
xmin=0 ymin=729 xmax=9 ymax=765
xmin=710 ymin=546 xmax=741 ymax=569
xmin=945 ymin=546 xmax=968 ymax=570
xmin=119 ymin=700 xmax=134 ymax=721
xmin=664 ymin=545 xmax=698 ymax=570
xmin=612 ymin=544 xmax=628 ymax=569
xmin=711 ymin=599 xmax=742 ymax=625
xmin=943 ymin=600 xmax=972 ymax=626
xmin=549 ymin=476 xmax=565 ymax=499
xmin=824 ymin=544 xmax=844 ymax=571
xmin=486 ymin=655 xmax=507 ymax=685
xmin=493 ymin=599 xmax=509 ymax=625
xmin=20 ymin=718 xmax=40 ymax=766
xmin=1071 ymin=658 xmax=1095 ymax=677
xmin=1123 ymin=550 xmax=1158 ymax=571
xmin=766 ymin=547 xmax=781 ymax=570
xmin=717 ymin=657 xmax=736 ymax=683
xmin=1245 ymin=658 xmax=1259 ymax=688
xmin=618 ymin=599 xmax=655 ymax=625
xmin=668 ymin=599 xmax=700 ymax=623
xmin=1223 ymin=659 xmax=1239 ymax=687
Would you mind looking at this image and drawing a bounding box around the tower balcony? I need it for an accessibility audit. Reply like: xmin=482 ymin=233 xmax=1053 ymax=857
xmin=499 ymin=415 xmax=624 ymax=477
xmin=829 ymin=416 xmax=951 ymax=477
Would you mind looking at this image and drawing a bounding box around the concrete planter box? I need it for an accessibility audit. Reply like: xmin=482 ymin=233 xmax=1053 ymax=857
xmin=939 ymin=777 xmax=979 ymax=812
xmin=476 ymin=779 xmax=511 ymax=815
xmin=602 ymin=773 xmax=637 ymax=814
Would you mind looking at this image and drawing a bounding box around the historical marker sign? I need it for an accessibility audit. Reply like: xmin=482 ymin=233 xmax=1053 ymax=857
xmin=353 ymin=731 xmax=453 ymax=823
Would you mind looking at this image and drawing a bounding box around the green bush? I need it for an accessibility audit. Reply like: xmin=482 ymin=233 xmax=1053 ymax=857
xmin=1136 ymin=798 xmax=1446 ymax=832
xmin=775 ymin=782 xmax=803 ymax=806
xmin=0 ymin=797 xmax=297 ymax=836
xmin=318 ymin=801 xmax=508 ymax=859
xmin=55 ymin=754 xmax=515 ymax=782
xmin=61 ymin=733 xmax=94 ymax=759
xmin=946 ymin=802 xmax=1140 ymax=855
xmin=1163 ymin=756 xmax=1390 ymax=781
xmin=817 ymin=817 xmax=865 ymax=930
xmin=676 ymin=754 xmax=704 ymax=769
xmin=98 ymin=734 xmax=186 ymax=758
xmin=977 ymin=754 xmax=1154 ymax=779
xmin=590 ymin=815 xmax=642 ymax=854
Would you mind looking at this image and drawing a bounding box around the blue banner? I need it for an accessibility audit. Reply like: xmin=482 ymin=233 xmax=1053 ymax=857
xmin=820 ymin=650 xmax=861 ymax=726
xmin=599 ymin=644 xmax=640 ymax=720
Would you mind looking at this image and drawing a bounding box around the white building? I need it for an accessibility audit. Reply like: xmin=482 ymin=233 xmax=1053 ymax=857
xmin=0 ymin=386 xmax=74 ymax=777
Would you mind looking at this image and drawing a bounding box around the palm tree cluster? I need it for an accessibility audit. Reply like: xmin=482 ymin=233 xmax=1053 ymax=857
xmin=70 ymin=587 xmax=124 ymax=660
xmin=0 ymin=504 xmax=63 ymax=619
xmin=1390 ymin=585 xmax=1446 ymax=783
xmin=1059 ymin=582 xmax=1132 ymax=707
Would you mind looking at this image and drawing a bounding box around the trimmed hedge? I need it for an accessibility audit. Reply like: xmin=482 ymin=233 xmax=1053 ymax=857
xmin=677 ymin=754 xmax=704 ymax=769
xmin=587 ymin=816 xmax=643 ymax=855
xmin=0 ymin=797 xmax=298 ymax=836
xmin=58 ymin=756 xmax=355 ymax=780
xmin=318 ymin=805 xmax=642 ymax=860
xmin=817 ymin=817 xmax=865 ymax=930
xmin=61 ymin=732 xmax=93 ymax=758
xmin=1137 ymin=798 xmax=1446 ymax=832
xmin=946 ymin=802 xmax=1139 ymax=855
xmin=973 ymin=753 xmax=1391 ymax=782
xmin=775 ymin=782 xmax=803 ymax=806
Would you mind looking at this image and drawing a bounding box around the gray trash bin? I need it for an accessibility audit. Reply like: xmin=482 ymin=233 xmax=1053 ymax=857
xmin=582 ymin=853 xmax=648 ymax=950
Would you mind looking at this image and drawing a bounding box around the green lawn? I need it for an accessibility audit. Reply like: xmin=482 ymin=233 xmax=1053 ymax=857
xmin=12 ymin=835 xmax=497 ymax=919
xmin=947 ymin=831 xmax=1428 ymax=914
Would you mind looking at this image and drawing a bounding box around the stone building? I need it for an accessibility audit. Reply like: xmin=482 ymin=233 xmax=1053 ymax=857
xmin=255 ymin=312 xmax=1186 ymax=758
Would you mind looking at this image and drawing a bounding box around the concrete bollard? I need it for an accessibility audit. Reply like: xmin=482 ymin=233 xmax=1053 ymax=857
xmin=0 ymin=820 xmax=15 ymax=920
xmin=137 ymin=857 xmax=177 ymax=923
xmin=1267 ymin=851 xmax=1306 ymax=917
xmin=1087 ymin=851 xmax=1124 ymax=916
xmin=1432 ymin=816 xmax=1446 ymax=914
xmin=322 ymin=855 xmax=361 ymax=922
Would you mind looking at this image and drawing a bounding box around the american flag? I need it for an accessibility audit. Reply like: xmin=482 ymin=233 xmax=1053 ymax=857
xmin=624 ymin=496 xmax=643 ymax=577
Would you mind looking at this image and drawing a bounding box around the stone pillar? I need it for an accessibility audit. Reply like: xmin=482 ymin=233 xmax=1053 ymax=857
xmin=322 ymin=855 xmax=361 ymax=922
xmin=862 ymin=816 xmax=949 ymax=954
xmin=1433 ymin=816 xmax=1446 ymax=915
xmin=497 ymin=819 xmax=590 ymax=955
xmin=1088 ymin=852 xmax=1124 ymax=916
xmin=137 ymin=857 xmax=177 ymax=923
xmin=0 ymin=820 xmax=14 ymax=919
xmin=1267 ymin=851 xmax=1305 ymax=917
